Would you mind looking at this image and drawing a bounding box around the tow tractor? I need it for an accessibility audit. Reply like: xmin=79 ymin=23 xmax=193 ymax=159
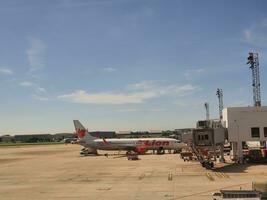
xmin=126 ymin=151 xmax=139 ymax=160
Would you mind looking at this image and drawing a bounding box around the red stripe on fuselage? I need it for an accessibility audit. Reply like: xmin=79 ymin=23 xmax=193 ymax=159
xmin=102 ymin=138 xmax=109 ymax=144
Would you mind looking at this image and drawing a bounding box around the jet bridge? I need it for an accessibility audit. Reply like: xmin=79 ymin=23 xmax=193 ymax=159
xmin=191 ymin=120 xmax=227 ymax=169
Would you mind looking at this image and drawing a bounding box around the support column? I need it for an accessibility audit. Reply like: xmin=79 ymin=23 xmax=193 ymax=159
xmin=237 ymin=141 xmax=243 ymax=163
xmin=219 ymin=144 xmax=225 ymax=163
xmin=230 ymin=142 xmax=238 ymax=161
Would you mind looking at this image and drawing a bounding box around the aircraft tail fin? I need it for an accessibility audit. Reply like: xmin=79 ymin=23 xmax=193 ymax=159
xmin=73 ymin=120 xmax=95 ymax=141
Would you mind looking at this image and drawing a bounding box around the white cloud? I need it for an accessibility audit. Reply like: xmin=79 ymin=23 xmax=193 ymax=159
xmin=32 ymin=95 xmax=51 ymax=101
xmin=0 ymin=68 xmax=13 ymax=75
xmin=27 ymin=38 xmax=46 ymax=71
xmin=128 ymin=80 xmax=162 ymax=90
xmin=20 ymin=81 xmax=34 ymax=87
xmin=20 ymin=82 xmax=47 ymax=97
xmin=102 ymin=67 xmax=117 ymax=72
xmin=244 ymin=30 xmax=251 ymax=41
xmin=58 ymin=81 xmax=200 ymax=104
xmin=58 ymin=90 xmax=156 ymax=104
xmin=36 ymin=87 xmax=47 ymax=93
xmin=243 ymin=18 xmax=267 ymax=47
xmin=174 ymin=100 xmax=203 ymax=108
xmin=183 ymin=68 xmax=205 ymax=80
xmin=165 ymin=84 xmax=200 ymax=96
xmin=117 ymin=108 xmax=166 ymax=112
xmin=117 ymin=108 xmax=140 ymax=112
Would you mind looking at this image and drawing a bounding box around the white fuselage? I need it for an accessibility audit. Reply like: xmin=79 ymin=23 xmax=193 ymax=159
xmin=78 ymin=137 xmax=186 ymax=151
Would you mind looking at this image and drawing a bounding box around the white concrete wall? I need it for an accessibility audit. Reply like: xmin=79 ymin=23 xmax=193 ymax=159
xmin=222 ymin=106 xmax=267 ymax=142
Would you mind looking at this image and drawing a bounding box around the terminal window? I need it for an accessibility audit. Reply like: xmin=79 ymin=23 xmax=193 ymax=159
xmin=198 ymin=135 xmax=209 ymax=140
xmin=251 ymin=127 xmax=260 ymax=138
xmin=264 ymin=127 xmax=267 ymax=137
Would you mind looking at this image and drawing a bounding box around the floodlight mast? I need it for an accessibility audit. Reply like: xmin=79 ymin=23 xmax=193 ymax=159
xmin=247 ymin=52 xmax=261 ymax=107
xmin=216 ymin=88 xmax=223 ymax=120
xmin=204 ymin=102 xmax=210 ymax=120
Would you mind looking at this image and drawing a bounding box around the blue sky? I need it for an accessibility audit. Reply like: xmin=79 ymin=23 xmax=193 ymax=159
xmin=0 ymin=0 xmax=267 ymax=134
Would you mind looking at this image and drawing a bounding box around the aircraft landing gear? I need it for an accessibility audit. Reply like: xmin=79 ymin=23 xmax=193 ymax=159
xmin=80 ymin=148 xmax=98 ymax=156
xmin=157 ymin=147 xmax=165 ymax=155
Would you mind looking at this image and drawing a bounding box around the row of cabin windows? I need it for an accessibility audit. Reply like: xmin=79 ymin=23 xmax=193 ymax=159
xmin=251 ymin=127 xmax=267 ymax=138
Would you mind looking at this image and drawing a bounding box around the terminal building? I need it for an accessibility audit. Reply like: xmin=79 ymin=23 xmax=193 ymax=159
xmin=90 ymin=131 xmax=116 ymax=138
xmin=222 ymin=106 xmax=267 ymax=161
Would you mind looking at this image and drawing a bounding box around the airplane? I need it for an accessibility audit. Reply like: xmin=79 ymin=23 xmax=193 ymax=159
xmin=73 ymin=120 xmax=187 ymax=156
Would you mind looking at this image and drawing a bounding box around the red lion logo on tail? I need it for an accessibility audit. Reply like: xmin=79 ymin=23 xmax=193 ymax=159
xmin=77 ymin=129 xmax=86 ymax=138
